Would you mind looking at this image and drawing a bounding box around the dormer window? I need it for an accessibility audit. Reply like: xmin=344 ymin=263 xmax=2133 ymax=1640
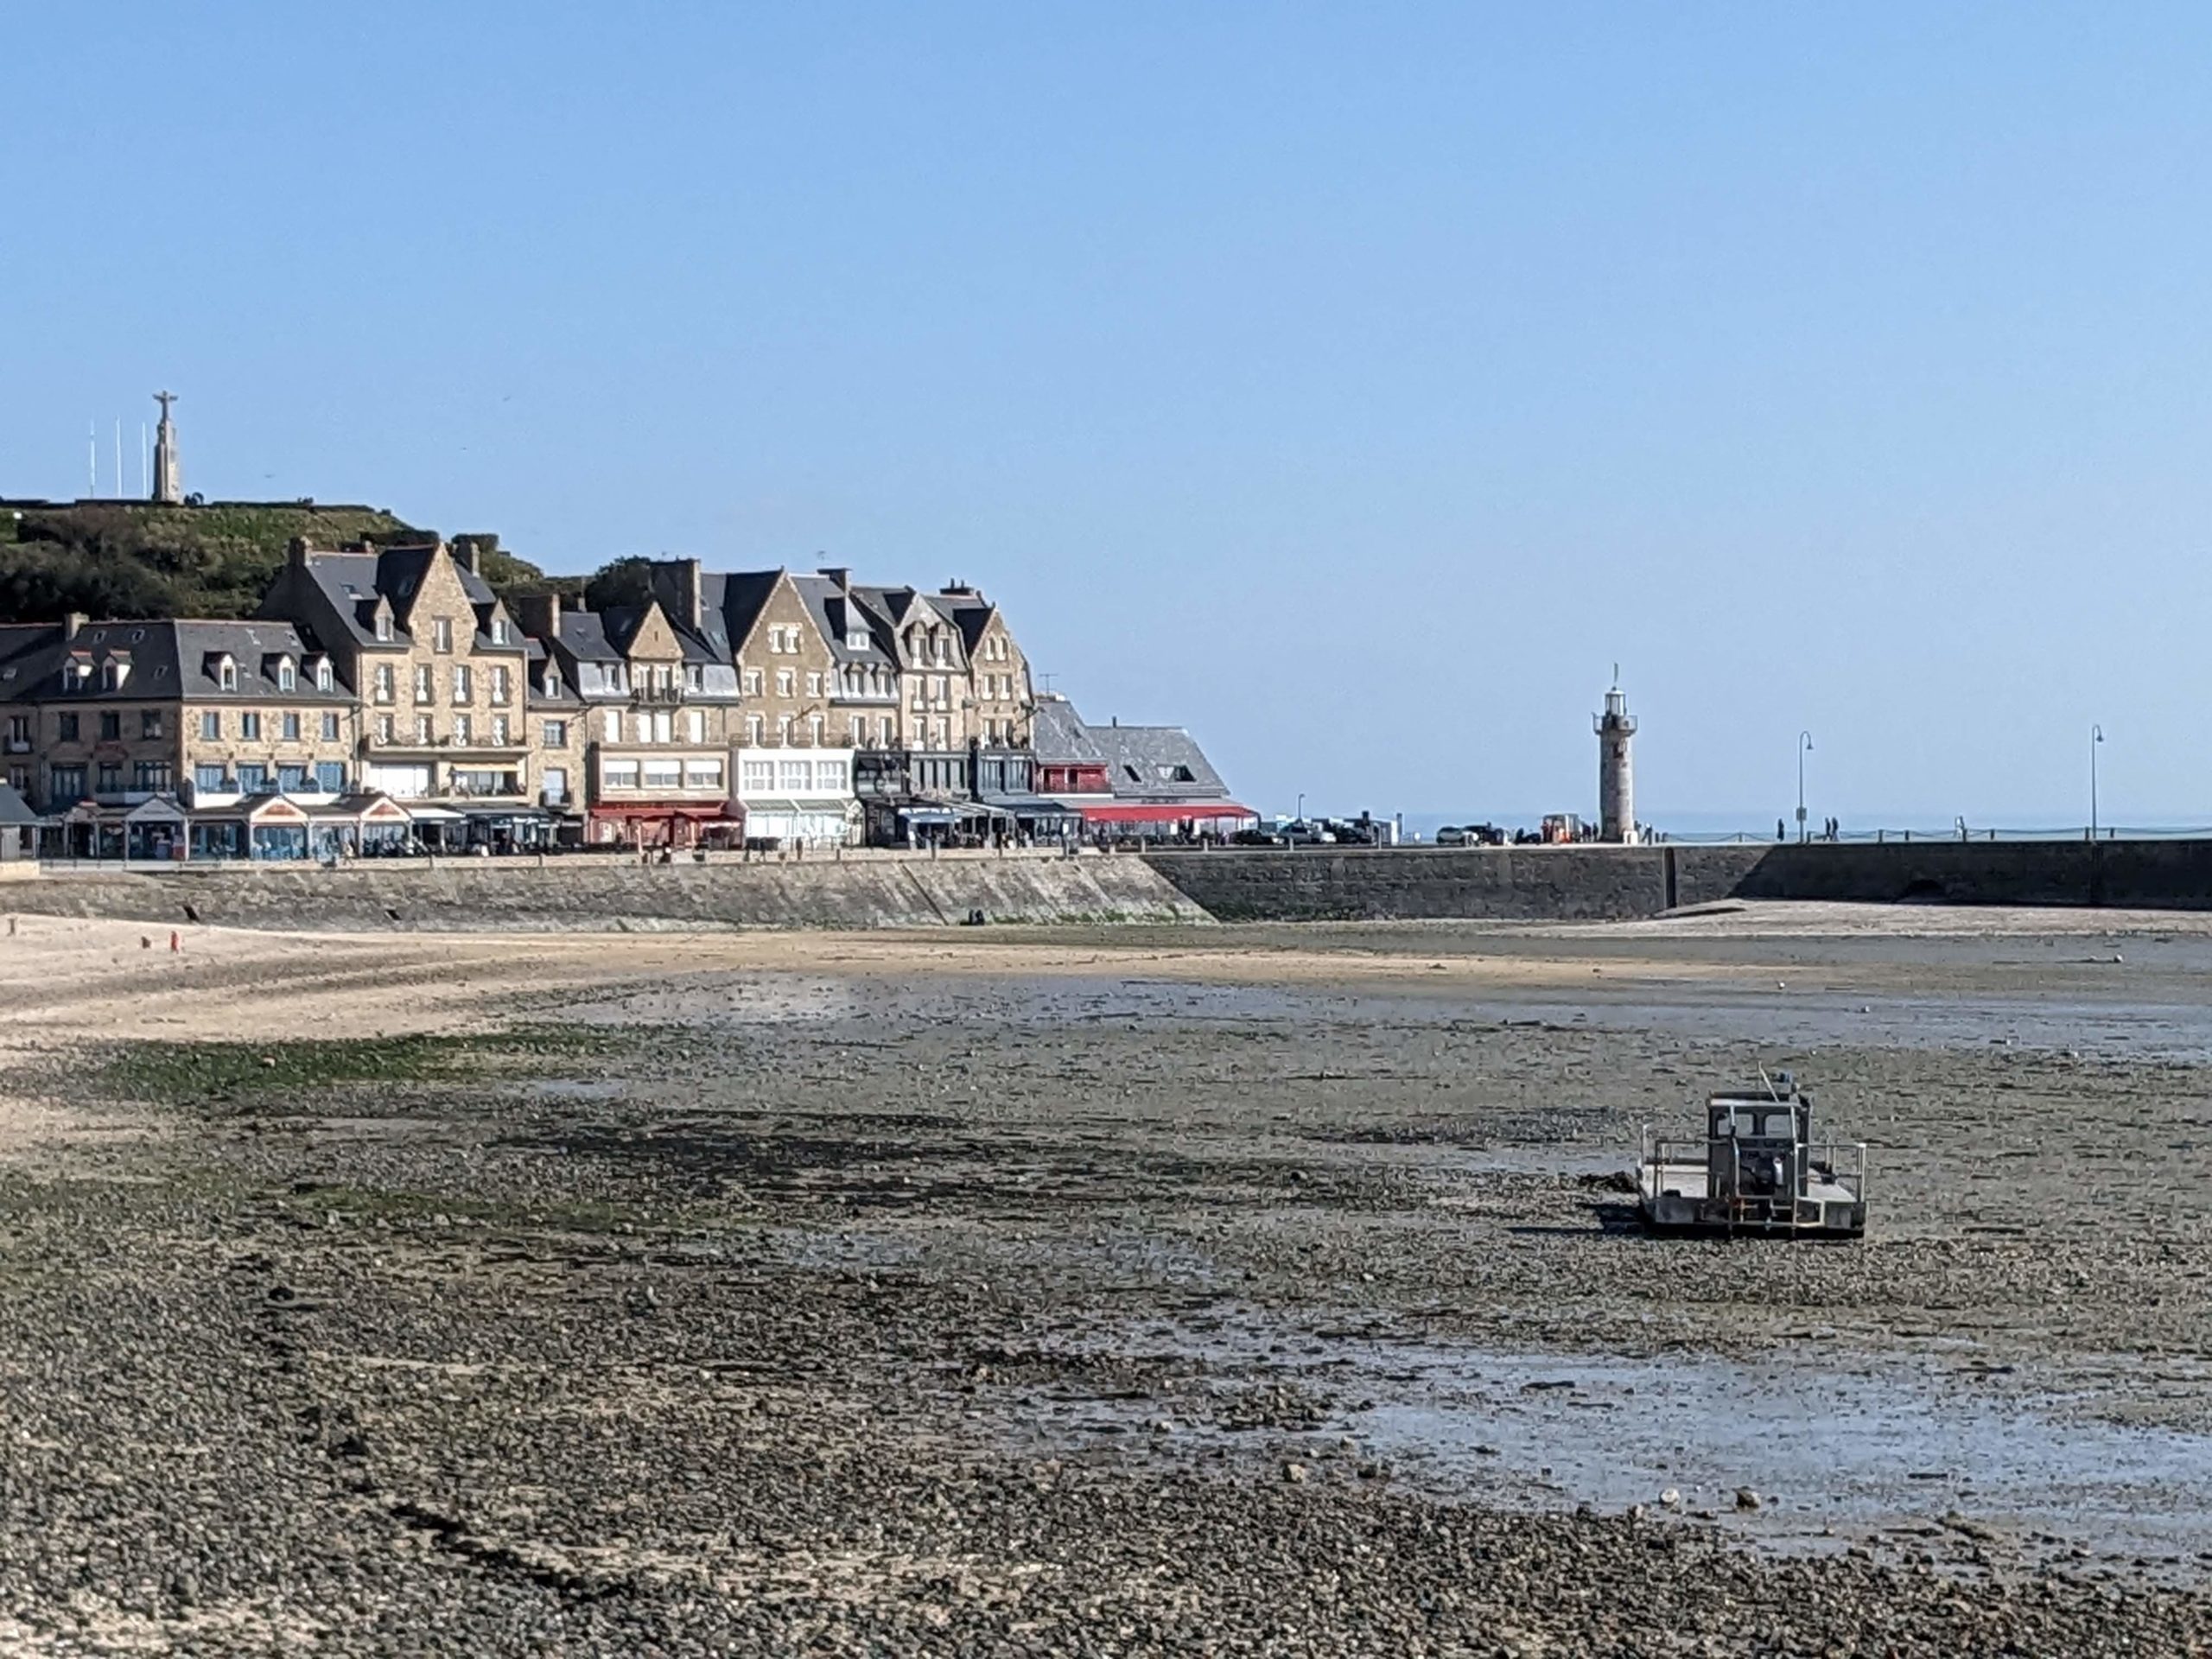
xmin=61 ymin=653 xmax=92 ymax=691
xmin=847 ymin=629 xmax=868 ymax=650
xmin=490 ymin=616 xmax=510 ymax=646
xmin=209 ymin=653 xmax=238 ymax=692
xmin=312 ymin=657 xmax=334 ymax=692
xmin=274 ymin=657 xmax=296 ymax=692
xmin=373 ymin=610 xmax=394 ymax=644
xmin=101 ymin=656 xmax=130 ymax=692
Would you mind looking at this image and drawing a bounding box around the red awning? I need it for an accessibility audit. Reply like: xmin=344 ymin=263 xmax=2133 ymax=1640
xmin=587 ymin=803 xmax=741 ymax=823
xmin=1077 ymin=802 xmax=1256 ymax=825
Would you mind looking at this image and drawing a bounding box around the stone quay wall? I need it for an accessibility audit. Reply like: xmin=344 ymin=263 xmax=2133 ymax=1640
xmin=1 ymin=852 xmax=1204 ymax=932
xmin=1141 ymin=839 xmax=2212 ymax=921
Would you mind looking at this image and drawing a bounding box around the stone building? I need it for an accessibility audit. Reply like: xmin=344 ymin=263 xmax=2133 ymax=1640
xmin=645 ymin=560 xmax=855 ymax=848
xmin=260 ymin=538 xmax=577 ymax=847
xmin=524 ymin=588 xmax=739 ymax=848
xmin=0 ymin=613 xmax=362 ymax=857
xmin=1033 ymin=695 xmax=1253 ymax=842
xmin=934 ymin=583 xmax=1054 ymax=819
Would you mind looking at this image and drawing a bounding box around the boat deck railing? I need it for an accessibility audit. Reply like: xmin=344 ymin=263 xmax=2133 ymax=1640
xmin=1639 ymin=1129 xmax=1869 ymax=1202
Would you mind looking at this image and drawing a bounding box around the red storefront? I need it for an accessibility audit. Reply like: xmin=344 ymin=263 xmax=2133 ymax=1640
xmin=1077 ymin=800 xmax=1256 ymax=841
xmin=587 ymin=801 xmax=745 ymax=849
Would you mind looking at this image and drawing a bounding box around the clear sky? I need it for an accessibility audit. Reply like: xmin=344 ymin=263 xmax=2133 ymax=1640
xmin=5 ymin=5 xmax=2209 ymax=831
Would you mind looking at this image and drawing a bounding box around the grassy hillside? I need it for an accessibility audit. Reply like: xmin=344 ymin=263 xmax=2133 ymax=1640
xmin=0 ymin=500 xmax=553 ymax=623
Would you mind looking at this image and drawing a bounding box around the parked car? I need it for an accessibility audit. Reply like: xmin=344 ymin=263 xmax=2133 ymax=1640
xmin=1435 ymin=824 xmax=1471 ymax=847
xmin=1280 ymin=820 xmax=1336 ymax=846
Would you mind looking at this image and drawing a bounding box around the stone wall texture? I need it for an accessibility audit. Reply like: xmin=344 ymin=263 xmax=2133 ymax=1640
xmin=1143 ymin=840 xmax=2212 ymax=920
xmin=15 ymin=839 xmax=2212 ymax=934
xmin=2 ymin=854 xmax=1204 ymax=932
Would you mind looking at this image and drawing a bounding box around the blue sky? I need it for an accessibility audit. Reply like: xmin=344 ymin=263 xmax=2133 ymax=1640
xmin=6 ymin=5 xmax=2210 ymax=830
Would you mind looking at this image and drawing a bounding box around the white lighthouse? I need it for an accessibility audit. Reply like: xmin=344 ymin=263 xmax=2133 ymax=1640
xmin=1594 ymin=669 xmax=1637 ymax=843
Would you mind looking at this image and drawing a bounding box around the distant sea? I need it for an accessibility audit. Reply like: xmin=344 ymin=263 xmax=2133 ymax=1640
xmin=1316 ymin=809 xmax=2212 ymax=845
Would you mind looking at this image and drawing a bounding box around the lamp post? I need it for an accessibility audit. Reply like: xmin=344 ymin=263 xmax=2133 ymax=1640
xmin=1796 ymin=731 xmax=1813 ymax=843
xmin=1295 ymin=791 xmax=1306 ymax=824
xmin=2090 ymin=723 xmax=2103 ymax=841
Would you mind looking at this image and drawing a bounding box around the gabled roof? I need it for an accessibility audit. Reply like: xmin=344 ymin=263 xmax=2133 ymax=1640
xmin=700 ymin=570 xmax=785 ymax=656
xmin=849 ymin=584 xmax=963 ymax=668
xmin=550 ymin=609 xmax=621 ymax=664
xmin=285 ymin=543 xmax=512 ymax=650
xmin=543 ymin=600 xmax=720 ymax=674
xmin=0 ymin=624 xmax=64 ymax=696
xmin=0 ymin=782 xmax=36 ymax=826
xmin=934 ymin=590 xmax=997 ymax=656
xmin=791 ymin=575 xmax=895 ymax=667
xmin=1030 ymin=696 xmax=1106 ymax=765
xmin=1090 ymin=721 xmax=1231 ymax=801
xmin=0 ymin=619 xmax=352 ymax=703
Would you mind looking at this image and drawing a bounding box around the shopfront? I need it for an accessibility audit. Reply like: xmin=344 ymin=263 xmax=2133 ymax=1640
xmin=1077 ymin=801 xmax=1258 ymax=843
xmin=123 ymin=797 xmax=188 ymax=861
xmin=459 ymin=807 xmax=557 ymax=853
xmin=587 ymin=802 xmax=741 ymax=849
xmin=302 ymin=793 xmax=416 ymax=859
xmin=739 ymin=797 xmax=858 ymax=849
xmin=188 ymin=795 xmax=313 ymax=861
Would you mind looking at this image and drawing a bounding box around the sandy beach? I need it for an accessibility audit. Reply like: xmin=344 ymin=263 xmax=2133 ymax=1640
xmin=2 ymin=904 xmax=2209 ymax=1653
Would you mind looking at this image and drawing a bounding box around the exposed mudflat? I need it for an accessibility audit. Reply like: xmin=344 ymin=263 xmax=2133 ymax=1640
xmin=3 ymin=907 xmax=2210 ymax=1654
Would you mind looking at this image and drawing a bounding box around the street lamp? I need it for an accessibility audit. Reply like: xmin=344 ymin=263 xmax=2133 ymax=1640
xmin=1796 ymin=731 xmax=1813 ymax=843
xmin=1295 ymin=791 xmax=1306 ymax=824
xmin=2091 ymin=724 xmax=2103 ymax=840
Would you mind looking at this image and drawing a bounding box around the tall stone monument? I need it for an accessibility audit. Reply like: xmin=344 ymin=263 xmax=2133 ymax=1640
xmin=151 ymin=390 xmax=182 ymax=505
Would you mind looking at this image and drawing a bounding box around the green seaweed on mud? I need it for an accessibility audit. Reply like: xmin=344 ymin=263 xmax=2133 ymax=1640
xmin=84 ymin=1023 xmax=690 ymax=1104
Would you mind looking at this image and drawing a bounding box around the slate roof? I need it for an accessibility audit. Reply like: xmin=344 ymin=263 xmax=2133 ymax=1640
xmin=1030 ymin=696 xmax=1106 ymax=765
xmin=791 ymin=575 xmax=895 ymax=668
xmin=0 ymin=619 xmax=353 ymax=703
xmin=0 ymin=782 xmax=36 ymax=826
xmin=289 ymin=543 xmax=516 ymax=651
xmin=848 ymin=585 xmax=974 ymax=675
xmin=934 ymin=590 xmax=996 ymax=657
xmin=550 ymin=609 xmax=620 ymax=663
xmin=700 ymin=571 xmax=783 ymax=658
xmin=1090 ymin=721 xmax=1232 ymax=802
xmin=0 ymin=624 xmax=63 ymax=695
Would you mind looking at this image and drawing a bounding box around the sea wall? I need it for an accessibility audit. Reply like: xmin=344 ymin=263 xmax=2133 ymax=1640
xmin=1138 ymin=846 xmax=1707 ymax=922
xmin=0 ymin=853 xmax=1205 ymax=932
xmin=1691 ymin=837 xmax=2212 ymax=910
xmin=1142 ymin=839 xmax=2212 ymax=920
xmin=15 ymin=839 xmax=2212 ymax=934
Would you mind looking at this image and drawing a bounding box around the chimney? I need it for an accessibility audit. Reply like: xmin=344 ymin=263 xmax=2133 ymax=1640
xmin=63 ymin=611 xmax=88 ymax=640
xmin=819 ymin=566 xmax=850 ymax=590
xmin=451 ymin=537 xmax=480 ymax=575
xmin=288 ymin=535 xmax=310 ymax=571
xmin=655 ymin=557 xmax=703 ymax=629
xmin=517 ymin=592 xmax=563 ymax=640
